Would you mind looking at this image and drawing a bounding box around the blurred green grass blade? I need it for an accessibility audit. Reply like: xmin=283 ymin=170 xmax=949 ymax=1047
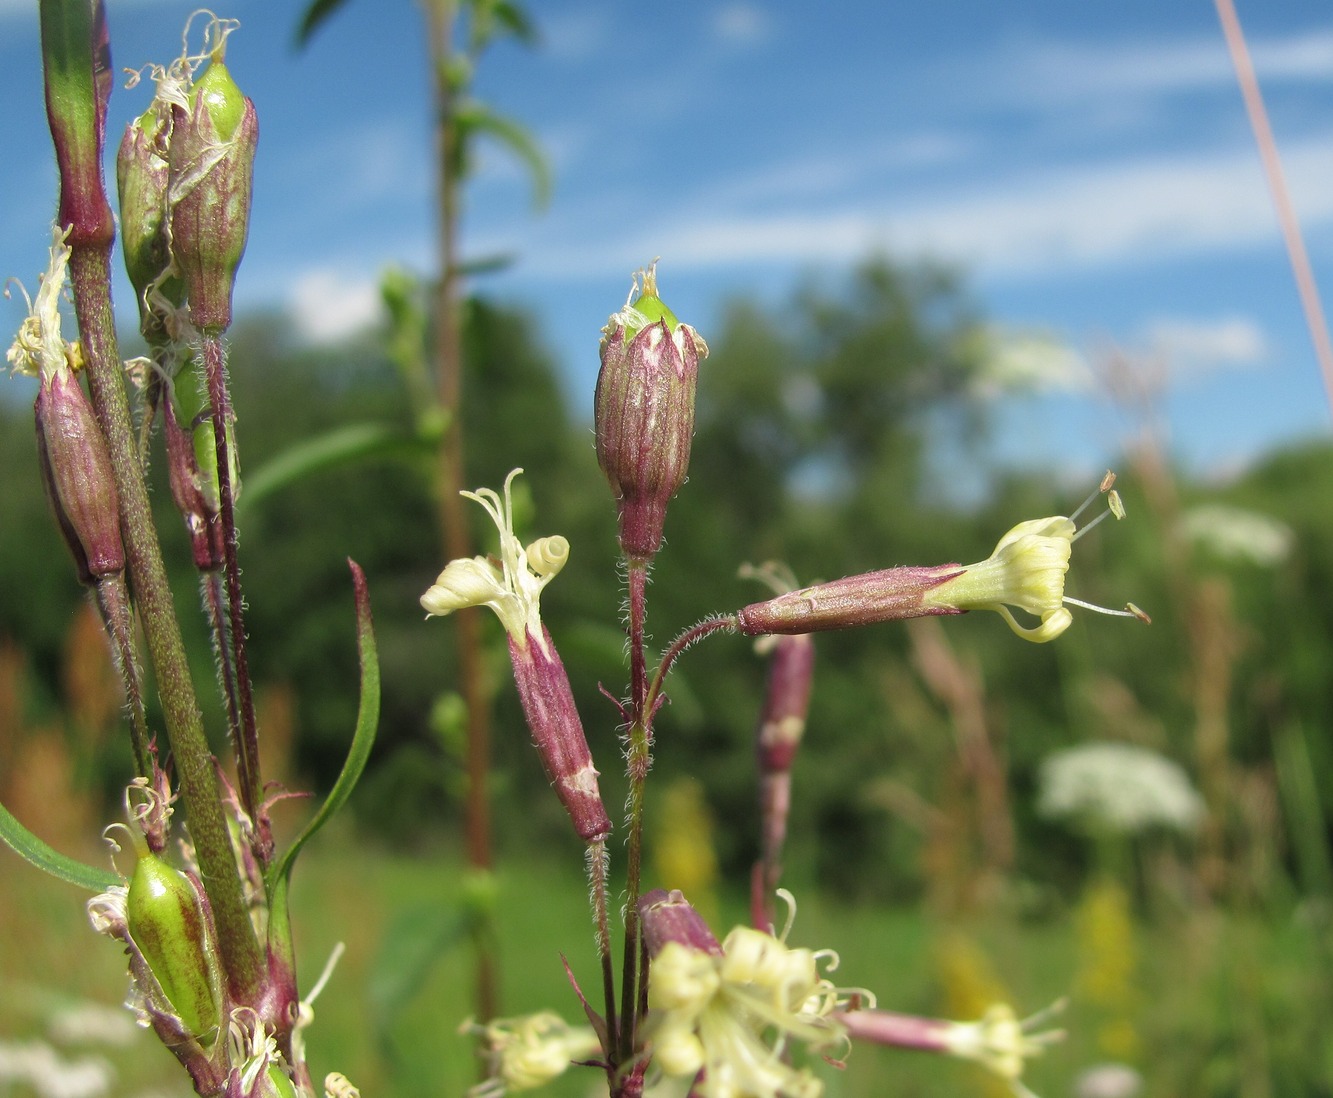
xmin=369 ymin=900 xmax=468 ymax=1034
xmin=0 ymin=800 xmax=118 ymax=892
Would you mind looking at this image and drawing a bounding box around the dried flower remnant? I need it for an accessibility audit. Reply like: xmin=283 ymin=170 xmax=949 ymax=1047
xmin=87 ymin=784 xmax=229 ymax=1093
xmin=8 ymin=226 xmax=124 ymax=583
xmin=422 ymin=469 xmax=611 ymax=842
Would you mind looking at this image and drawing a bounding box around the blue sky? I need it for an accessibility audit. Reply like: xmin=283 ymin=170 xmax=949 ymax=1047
xmin=4 ymin=0 xmax=1333 ymax=486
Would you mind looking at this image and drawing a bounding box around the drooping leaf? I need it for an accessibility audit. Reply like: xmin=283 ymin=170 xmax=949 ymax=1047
xmin=0 ymin=801 xmax=118 ymax=892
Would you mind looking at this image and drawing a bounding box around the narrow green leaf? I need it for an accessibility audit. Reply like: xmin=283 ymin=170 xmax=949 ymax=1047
xmin=1 ymin=801 xmax=118 ymax=892
xmin=270 ymin=560 xmax=380 ymax=889
xmin=456 ymin=102 xmax=552 ymax=209
xmin=491 ymin=0 xmax=539 ymax=46
xmin=293 ymin=0 xmax=353 ymax=49
xmin=234 ymin=422 xmax=430 ymax=519
xmin=453 ymin=252 xmax=517 ymax=278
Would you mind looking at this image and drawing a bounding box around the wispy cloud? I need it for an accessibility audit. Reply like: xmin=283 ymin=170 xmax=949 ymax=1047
xmin=1141 ymin=315 xmax=1269 ymax=377
xmin=518 ymin=131 xmax=1333 ymax=283
xmin=942 ymin=27 xmax=1333 ymax=113
xmin=711 ymin=4 xmax=774 ymax=49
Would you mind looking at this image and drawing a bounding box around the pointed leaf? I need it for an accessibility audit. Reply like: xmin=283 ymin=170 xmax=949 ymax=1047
xmin=456 ymin=101 xmax=551 ymax=209
xmin=453 ymin=252 xmax=517 ymax=278
xmin=270 ymin=560 xmax=380 ymax=890
xmin=1 ymin=801 xmax=118 ymax=892
xmin=235 ymin=422 xmax=434 ymax=519
xmin=292 ymin=0 xmax=353 ymax=49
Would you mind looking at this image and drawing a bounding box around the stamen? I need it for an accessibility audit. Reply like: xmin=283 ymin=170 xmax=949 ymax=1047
xmin=1063 ymin=596 xmax=1141 ymax=620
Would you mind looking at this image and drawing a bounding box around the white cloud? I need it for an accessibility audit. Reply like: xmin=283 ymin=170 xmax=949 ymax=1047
xmin=288 ymin=269 xmax=381 ymax=343
xmin=711 ymin=4 xmax=773 ymax=48
xmin=540 ymin=7 xmax=613 ymax=63
xmin=1141 ymin=315 xmax=1269 ymax=376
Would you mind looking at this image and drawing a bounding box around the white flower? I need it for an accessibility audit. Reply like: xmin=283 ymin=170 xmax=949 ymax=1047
xmin=464 ymin=1012 xmax=600 ymax=1097
xmin=1038 ymin=742 xmax=1204 ymax=836
xmin=926 ymin=474 xmax=1143 ymax=643
xmin=647 ymin=897 xmax=858 ymax=1098
xmin=1180 ymin=503 xmax=1293 ymax=568
xmin=943 ymin=1000 xmax=1066 ymax=1098
xmin=420 ymin=468 xmax=568 ymax=652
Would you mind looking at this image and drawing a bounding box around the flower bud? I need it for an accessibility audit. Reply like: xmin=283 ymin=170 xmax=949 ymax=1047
xmin=126 ymin=852 xmax=222 ymax=1042
xmin=35 ymin=366 xmax=125 ymax=583
xmin=163 ymin=390 xmax=223 ymax=571
xmin=168 ymin=51 xmax=258 ymax=334
xmin=639 ymin=889 xmax=723 ymax=959
xmin=117 ymin=107 xmax=180 ymax=335
xmin=595 ymin=265 xmax=707 ymax=562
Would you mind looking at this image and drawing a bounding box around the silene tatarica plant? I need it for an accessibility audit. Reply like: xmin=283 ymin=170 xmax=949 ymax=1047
xmin=3 ymin=4 xmax=1148 ymax=1097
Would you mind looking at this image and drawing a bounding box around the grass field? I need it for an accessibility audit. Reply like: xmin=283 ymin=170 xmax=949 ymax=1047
xmin=3 ymin=833 xmax=1332 ymax=1097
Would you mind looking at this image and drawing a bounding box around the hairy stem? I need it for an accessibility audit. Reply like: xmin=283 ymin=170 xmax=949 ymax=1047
xmin=617 ymin=562 xmax=652 ymax=1065
xmin=587 ymin=838 xmax=617 ymax=1056
xmin=70 ymin=246 xmax=262 ymax=1000
xmin=93 ymin=573 xmax=150 ymax=776
xmin=200 ymin=334 xmax=266 ymax=861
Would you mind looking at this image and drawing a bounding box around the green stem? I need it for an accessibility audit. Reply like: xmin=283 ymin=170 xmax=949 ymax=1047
xmin=69 ymin=245 xmax=262 ymax=1002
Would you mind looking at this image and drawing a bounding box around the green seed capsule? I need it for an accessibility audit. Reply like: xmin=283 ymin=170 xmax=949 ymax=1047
xmin=126 ymin=853 xmax=221 ymax=1042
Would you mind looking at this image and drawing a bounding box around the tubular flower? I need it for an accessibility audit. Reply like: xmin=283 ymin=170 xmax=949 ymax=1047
xmin=734 ymin=476 xmax=1145 ymax=644
xmin=643 ymin=889 xmax=861 ymax=1098
xmin=944 ymin=1001 xmax=1067 ymax=1098
xmin=421 ymin=469 xmax=612 ymax=843
xmin=421 ymin=467 xmax=566 ymax=650
xmin=838 ymin=999 xmax=1066 ymax=1098
xmin=837 ymin=996 xmax=1066 ymax=1098
xmin=923 ymin=474 xmax=1146 ymax=643
xmin=463 ymin=1012 xmax=601 ymax=1097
